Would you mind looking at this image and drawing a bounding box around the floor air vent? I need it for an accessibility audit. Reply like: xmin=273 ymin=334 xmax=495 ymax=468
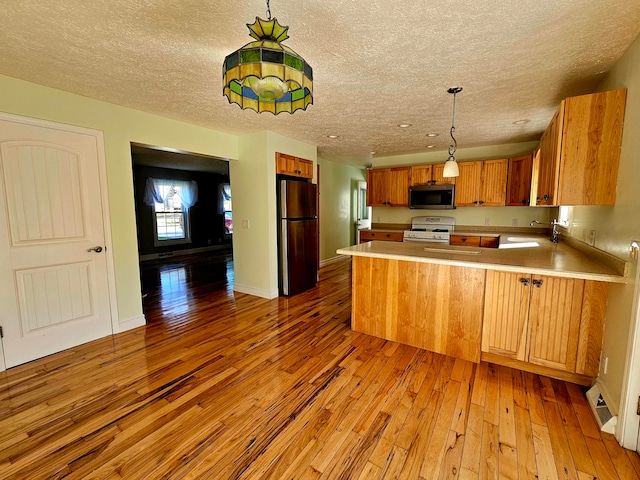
xmin=586 ymin=384 xmax=617 ymax=434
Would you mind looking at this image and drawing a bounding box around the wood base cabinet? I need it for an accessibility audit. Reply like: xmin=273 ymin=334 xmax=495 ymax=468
xmin=482 ymin=270 xmax=608 ymax=379
xmin=352 ymin=257 xmax=485 ymax=363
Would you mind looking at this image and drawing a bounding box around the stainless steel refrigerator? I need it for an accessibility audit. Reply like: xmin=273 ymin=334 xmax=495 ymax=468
xmin=278 ymin=179 xmax=318 ymax=296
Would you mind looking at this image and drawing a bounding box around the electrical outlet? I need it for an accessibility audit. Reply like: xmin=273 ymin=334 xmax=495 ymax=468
xmin=376 ymin=216 xmax=380 ymax=223
xmin=512 ymin=218 xmax=518 ymax=227
xmin=242 ymin=219 xmax=250 ymax=229
xmin=485 ymin=218 xmax=491 ymax=226
xmin=588 ymin=229 xmax=597 ymax=246
xmin=602 ymin=355 xmax=609 ymax=374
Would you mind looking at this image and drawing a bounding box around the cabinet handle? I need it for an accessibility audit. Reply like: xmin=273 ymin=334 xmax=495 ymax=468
xmin=521 ymin=199 xmax=527 ymax=205
xmin=520 ymin=278 xmax=530 ymax=286
xmin=473 ymin=201 xmax=479 ymax=205
xmin=542 ymin=194 xmax=549 ymax=202
xmin=386 ymin=234 xmax=391 ymax=238
xmin=532 ymin=279 xmax=543 ymax=288
xmin=478 ymin=200 xmax=484 ymax=205
xmin=461 ymin=238 xmax=467 ymax=242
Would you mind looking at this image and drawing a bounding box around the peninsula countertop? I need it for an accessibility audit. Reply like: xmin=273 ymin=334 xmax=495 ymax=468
xmin=337 ymin=234 xmax=628 ymax=283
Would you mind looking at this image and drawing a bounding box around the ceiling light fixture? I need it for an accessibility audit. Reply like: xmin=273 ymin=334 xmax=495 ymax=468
xmin=426 ymin=133 xmax=439 ymax=137
xmin=327 ymin=134 xmax=339 ymax=139
xmin=398 ymin=123 xmax=412 ymax=128
xmin=222 ymin=0 xmax=313 ymax=114
xmin=443 ymin=87 xmax=463 ymax=178
xmin=512 ymin=119 xmax=530 ymax=125
xmin=426 ymin=144 xmax=436 ymax=149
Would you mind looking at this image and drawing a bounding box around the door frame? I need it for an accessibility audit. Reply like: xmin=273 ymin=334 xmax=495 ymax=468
xmin=618 ymin=242 xmax=640 ymax=450
xmin=0 ymin=112 xmax=118 ymax=372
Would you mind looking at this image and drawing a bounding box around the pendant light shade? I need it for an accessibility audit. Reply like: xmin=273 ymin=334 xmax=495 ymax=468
xmin=443 ymin=87 xmax=463 ymax=178
xmin=222 ymin=5 xmax=313 ymax=115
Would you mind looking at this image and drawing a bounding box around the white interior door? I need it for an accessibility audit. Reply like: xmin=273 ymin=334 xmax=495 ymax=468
xmin=0 ymin=116 xmax=112 ymax=368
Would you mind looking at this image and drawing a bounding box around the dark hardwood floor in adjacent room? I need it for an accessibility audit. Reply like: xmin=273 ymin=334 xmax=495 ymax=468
xmin=1 ymin=253 xmax=639 ymax=479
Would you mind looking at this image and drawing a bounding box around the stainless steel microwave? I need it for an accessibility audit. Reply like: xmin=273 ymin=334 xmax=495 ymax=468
xmin=409 ymin=184 xmax=456 ymax=209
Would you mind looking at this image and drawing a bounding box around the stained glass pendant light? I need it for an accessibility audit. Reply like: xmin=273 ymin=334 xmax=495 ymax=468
xmin=222 ymin=0 xmax=313 ymax=114
xmin=443 ymin=87 xmax=463 ymax=178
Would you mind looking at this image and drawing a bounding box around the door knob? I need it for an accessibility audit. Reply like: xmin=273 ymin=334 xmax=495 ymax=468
xmin=87 ymin=246 xmax=103 ymax=253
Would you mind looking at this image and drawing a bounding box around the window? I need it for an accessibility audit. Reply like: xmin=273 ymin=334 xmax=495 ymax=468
xmin=144 ymin=177 xmax=198 ymax=246
xmin=154 ymin=183 xmax=190 ymax=244
xmin=223 ymin=184 xmax=232 ymax=234
xmin=558 ymin=205 xmax=571 ymax=228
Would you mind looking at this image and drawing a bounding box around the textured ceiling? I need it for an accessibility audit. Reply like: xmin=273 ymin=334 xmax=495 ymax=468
xmin=1 ymin=1 xmax=639 ymax=166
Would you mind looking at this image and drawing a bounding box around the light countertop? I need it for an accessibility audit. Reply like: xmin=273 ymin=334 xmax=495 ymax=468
xmin=337 ymin=234 xmax=628 ymax=283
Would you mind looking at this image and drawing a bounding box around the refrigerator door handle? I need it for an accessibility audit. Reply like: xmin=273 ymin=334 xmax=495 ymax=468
xmin=281 ymin=219 xmax=290 ymax=295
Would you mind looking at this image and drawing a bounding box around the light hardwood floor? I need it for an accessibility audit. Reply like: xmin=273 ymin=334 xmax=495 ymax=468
xmin=0 ymin=253 xmax=639 ymax=479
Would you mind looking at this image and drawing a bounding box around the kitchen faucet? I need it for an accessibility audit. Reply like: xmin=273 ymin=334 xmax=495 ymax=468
xmin=530 ymin=219 xmax=560 ymax=243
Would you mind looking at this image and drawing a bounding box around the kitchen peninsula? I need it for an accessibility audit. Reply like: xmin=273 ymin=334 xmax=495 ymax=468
xmin=337 ymin=235 xmax=627 ymax=385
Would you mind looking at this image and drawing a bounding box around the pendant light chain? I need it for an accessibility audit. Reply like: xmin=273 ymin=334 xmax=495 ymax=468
xmin=266 ymin=0 xmax=271 ymax=20
xmin=448 ymin=87 xmax=462 ymax=157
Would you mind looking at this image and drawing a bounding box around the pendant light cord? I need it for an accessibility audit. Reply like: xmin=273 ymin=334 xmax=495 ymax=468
xmin=266 ymin=0 xmax=271 ymax=20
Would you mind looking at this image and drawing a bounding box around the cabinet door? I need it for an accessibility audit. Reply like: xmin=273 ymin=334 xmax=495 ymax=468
xmin=482 ymin=271 xmax=531 ymax=361
xmin=557 ymin=89 xmax=626 ymax=205
xmin=432 ymin=164 xmax=456 ymax=185
xmin=410 ymin=165 xmax=433 ymax=186
xmin=535 ymin=107 xmax=563 ymax=206
xmin=479 ymin=159 xmax=508 ymax=206
xmin=527 ymin=276 xmax=584 ymax=372
xmin=298 ymin=158 xmax=314 ymax=179
xmin=366 ymin=169 xmax=388 ymax=206
xmin=276 ymin=152 xmax=298 ymax=176
xmin=454 ymin=161 xmax=482 ymax=206
xmin=387 ymin=167 xmax=410 ymax=206
xmin=506 ymin=155 xmax=533 ymax=206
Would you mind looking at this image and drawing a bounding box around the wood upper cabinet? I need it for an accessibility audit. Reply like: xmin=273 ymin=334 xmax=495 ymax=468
xmin=275 ymin=152 xmax=314 ymax=179
xmin=455 ymin=159 xmax=507 ymax=207
xmin=432 ymin=164 xmax=456 ymax=185
xmin=366 ymin=167 xmax=410 ymax=207
xmin=410 ymin=165 xmax=433 ymax=186
xmin=482 ymin=271 xmax=608 ymax=376
xmin=506 ymin=154 xmax=533 ymax=206
xmin=533 ymin=89 xmax=626 ymax=206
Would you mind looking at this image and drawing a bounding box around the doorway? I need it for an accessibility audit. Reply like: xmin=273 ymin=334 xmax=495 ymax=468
xmin=129 ymin=144 xmax=233 ymax=315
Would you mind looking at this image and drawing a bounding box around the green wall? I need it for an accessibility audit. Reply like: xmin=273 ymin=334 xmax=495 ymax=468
xmin=0 ymin=74 xmax=317 ymax=327
xmin=317 ymin=158 xmax=366 ymax=261
xmin=564 ymin=33 xmax=640 ymax=431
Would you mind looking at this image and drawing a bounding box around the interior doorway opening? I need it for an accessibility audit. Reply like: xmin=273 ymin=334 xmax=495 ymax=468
xmin=130 ymin=143 xmax=233 ymax=317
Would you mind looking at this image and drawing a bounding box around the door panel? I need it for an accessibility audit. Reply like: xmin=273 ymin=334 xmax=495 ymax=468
xmin=527 ymin=276 xmax=584 ymax=371
xmin=482 ymin=271 xmax=530 ymax=361
xmin=0 ymin=117 xmax=112 ymax=368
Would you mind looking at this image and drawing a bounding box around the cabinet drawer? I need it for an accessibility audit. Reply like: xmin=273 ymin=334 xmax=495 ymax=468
xmin=360 ymin=231 xmax=404 ymax=242
xmin=449 ymin=235 xmax=481 ymax=246
xmin=480 ymin=236 xmax=500 ymax=248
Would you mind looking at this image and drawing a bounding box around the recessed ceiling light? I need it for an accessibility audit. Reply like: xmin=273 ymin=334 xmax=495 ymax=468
xmin=370 ymin=151 xmax=376 ymax=155
xmin=512 ymin=119 xmax=530 ymax=125
xmin=426 ymin=133 xmax=439 ymax=137
xmin=327 ymin=134 xmax=339 ymax=139
xmin=398 ymin=123 xmax=412 ymax=128
xmin=426 ymin=145 xmax=436 ymax=149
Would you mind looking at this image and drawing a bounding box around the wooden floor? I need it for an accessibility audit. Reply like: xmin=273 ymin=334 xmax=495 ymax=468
xmin=1 ymin=253 xmax=639 ymax=479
